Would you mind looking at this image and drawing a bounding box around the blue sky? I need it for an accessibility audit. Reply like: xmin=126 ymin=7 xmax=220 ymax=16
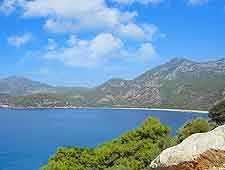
xmin=0 ymin=0 xmax=225 ymax=87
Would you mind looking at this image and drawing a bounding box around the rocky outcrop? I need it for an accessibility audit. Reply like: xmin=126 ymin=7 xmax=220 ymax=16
xmin=150 ymin=125 xmax=225 ymax=170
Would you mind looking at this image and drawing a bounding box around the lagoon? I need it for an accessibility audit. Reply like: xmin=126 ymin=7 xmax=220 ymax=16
xmin=0 ymin=108 xmax=208 ymax=170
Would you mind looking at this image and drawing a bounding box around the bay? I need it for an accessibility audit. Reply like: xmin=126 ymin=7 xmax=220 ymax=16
xmin=0 ymin=108 xmax=208 ymax=170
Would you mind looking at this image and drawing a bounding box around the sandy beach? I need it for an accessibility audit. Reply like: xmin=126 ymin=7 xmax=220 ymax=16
xmin=89 ymin=107 xmax=209 ymax=114
xmin=2 ymin=106 xmax=208 ymax=114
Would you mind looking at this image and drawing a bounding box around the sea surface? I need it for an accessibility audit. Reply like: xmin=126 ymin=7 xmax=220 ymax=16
xmin=0 ymin=108 xmax=208 ymax=170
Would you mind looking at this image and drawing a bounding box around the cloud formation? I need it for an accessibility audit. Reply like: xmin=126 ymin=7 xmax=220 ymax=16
xmin=43 ymin=33 xmax=122 ymax=68
xmin=0 ymin=0 xmax=20 ymax=14
xmin=1 ymin=0 xmax=159 ymax=68
xmin=43 ymin=33 xmax=156 ymax=68
xmin=23 ymin=0 xmax=137 ymax=33
xmin=7 ymin=33 xmax=32 ymax=47
xmin=117 ymin=23 xmax=158 ymax=41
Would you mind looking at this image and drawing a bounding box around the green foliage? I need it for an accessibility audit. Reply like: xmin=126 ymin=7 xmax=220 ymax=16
xmin=209 ymin=100 xmax=225 ymax=126
xmin=42 ymin=117 xmax=217 ymax=170
xmin=3 ymin=59 xmax=225 ymax=110
xmin=176 ymin=118 xmax=213 ymax=144
xmin=159 ymin=72 xmax=225 ymax=110
xmin=42 ymin=117 xmax=172 ymax=170
xmin=11 ymin=93 xmax=84 ymax=107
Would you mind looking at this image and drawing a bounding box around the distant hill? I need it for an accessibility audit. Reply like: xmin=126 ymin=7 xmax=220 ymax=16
xmin=0 ymin=76 xmax=56 ymax=96
xmin=0 ymin=76 xmax=89 ymax=96
xmin=2 ymin=58 xmax=225 ymax=110
xmin=0 ymin=93 xmax=11 ymax=105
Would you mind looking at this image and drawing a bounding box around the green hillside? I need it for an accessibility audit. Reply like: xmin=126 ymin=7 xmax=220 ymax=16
xmin=2 ymin=58 xmax=225 ymax=110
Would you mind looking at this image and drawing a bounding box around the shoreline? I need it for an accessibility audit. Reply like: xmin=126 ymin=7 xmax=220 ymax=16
xmin=0 ymin=106 xmax=209 ymax=114
xmin=93 ymin=107 xmax=209 ymax=114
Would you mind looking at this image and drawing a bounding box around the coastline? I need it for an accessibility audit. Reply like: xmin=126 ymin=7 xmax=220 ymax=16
xmin=93 ymin=107 xmax=209 ymax=114
xmin=147 ymin=108 xmax=208 ymax=114
xmin=0 ymin=105 xmax=209 ymax=114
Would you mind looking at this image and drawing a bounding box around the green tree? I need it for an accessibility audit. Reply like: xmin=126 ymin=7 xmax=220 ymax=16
xmin=176 ymin=118 xmax=213 ymax=144
xmin=209 ymin=100 xmax=225 ymax=126
xmin=42 ymin=117 xmax=172 ymax=170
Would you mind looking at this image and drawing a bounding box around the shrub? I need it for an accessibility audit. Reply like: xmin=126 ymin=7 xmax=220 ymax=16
xmin=176 ymin=118 xmax=213 ymax=144
xmin=42 ymin=117 xmax=172 ymax=170
xmin=209 ymin=100 xmax=225 ymax=126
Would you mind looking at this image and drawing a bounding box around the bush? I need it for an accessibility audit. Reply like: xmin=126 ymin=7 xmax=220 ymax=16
xmin=176 ymin=118 xmax=213 ymax=144
xmin=209 ymin=100 xmax=225 ymax=126
xmin=43 ymin=117 xmax=216 ymax=170
xmin=42 ymin=117 xmax=172 ymax=170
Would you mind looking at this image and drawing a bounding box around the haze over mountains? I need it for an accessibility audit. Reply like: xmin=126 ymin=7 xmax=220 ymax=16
xmin=1 ymin=57 xmax=225 ymax=110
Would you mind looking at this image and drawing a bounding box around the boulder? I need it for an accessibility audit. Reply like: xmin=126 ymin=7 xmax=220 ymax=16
xmin=150 ymin=125 xmax=225 ymax=170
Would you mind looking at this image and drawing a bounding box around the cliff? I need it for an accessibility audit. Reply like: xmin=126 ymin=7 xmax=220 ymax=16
xmin=150 ymin=125 xmax=225 ymax=170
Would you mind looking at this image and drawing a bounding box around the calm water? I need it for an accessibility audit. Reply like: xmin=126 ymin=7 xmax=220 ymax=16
xmin=0 ymin=108 xmax=208 ymax=170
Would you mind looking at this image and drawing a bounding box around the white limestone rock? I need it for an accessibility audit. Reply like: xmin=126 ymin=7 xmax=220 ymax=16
xmin=150 ymin=125 xmax=225 ymax=169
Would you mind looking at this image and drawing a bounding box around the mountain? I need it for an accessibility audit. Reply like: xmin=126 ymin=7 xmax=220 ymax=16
xmin=0 ymin=76 xmax=56 ymax=96
xmin=82 ymin=58 xmax=225 ymax=109
xmin=3 ymin=58 xmax=225 ymax=110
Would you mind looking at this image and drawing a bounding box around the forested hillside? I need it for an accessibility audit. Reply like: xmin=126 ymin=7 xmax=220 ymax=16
xmin=2 ymin=58 xmax=225 ymax=110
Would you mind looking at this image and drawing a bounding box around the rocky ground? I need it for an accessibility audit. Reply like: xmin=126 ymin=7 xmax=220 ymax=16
xmin=150 ymin=125 xmax=225 ymax=170
xmin=153 ymin=150 xmax=225 ymax=170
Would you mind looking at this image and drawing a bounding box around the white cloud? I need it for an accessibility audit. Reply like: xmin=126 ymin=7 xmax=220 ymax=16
xmin=120 ymin=42 xmax=156 ymax=61
xmin=117 ymin=23 xmax=158 ymax=41
xmin=44 ymin=19 xmax=78 ymax=33
xmin=42 ymin=33 xmax=156 ymax=68
xmin=134 ymin=43 xmax=156 ymax=61
xmin=43 ymin=11 xmax=137 ymax=33
xmin=7 ymin=33 xmax=32 ymax=47
xmin=0 ymin=0 xmax=24 ymax=14
xmin=19 ymin=0 xmax=137 ymax=33
xmin=187 ymin=0 xmax=208 ymax=6
xmin=0 ymin=0 xmax=16 ymax=14
xmin=1 ymin=0 xmax=159 ymax=68
xmin=111 ymin=0 xmax=164 ymax=5
xmin=1 ymin=0 xmax=138 ymax=33
xmin=1 ymin=0 xmax=159 ymax=42
xmin=43 ymin=33 xmax=123 ymax=68
xmin=118 ymin=23 xmax=145 ymax=39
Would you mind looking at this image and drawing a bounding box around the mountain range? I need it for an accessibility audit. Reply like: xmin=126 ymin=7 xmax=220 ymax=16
xmin=1 ymin=58 xmax=225 ymax=110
